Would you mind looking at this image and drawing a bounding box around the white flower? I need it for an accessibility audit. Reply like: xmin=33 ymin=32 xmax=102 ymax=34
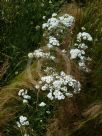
xmin=18 ymin=89 xmax=31 ymax=103
xmin=41 ymin=76 xmax=54 ymax=84
xmin=47 ymin=43 xmax=53 ymax=48
xmin=62 ymin=49 xmax=67 ymax=53
xmin=48 ymin=18 xmax=60 ymax=30
xmin=41 ymin=77 xmax=46 ymax=82
xmin=53 ymin=90 xmax=65 ymax=100
xmin=35 ymin=25 xmax=40 ymax=30
xmin=77 ymin=32 xmax=93 ymax=42
xmin=59 ymin=14 xmax=75 ymax=27
xmin=42 ymin=18 xmax=59 ymax=30
xmin=19 ymin=116 xmax=27 ymax=123
xmin=15 ymin=71 xmax=18 ymax=75
xmin=46 ymin=111 xmax=50 ymax=114
xmin=42 ymin=13 xmax=75 ymax=32
xmin=47 ymin=92 xmax=54 ymax=100
xmin=18 ymin=89 xmax=27 ymax=96
xmin=78 ymin=43 xmax=88 ymax=50
xmin=19 ymin=116 xmax=29 ymax=126
xmin=42 ymin=23 xmax=48 ymax=29
xmin=33 ymin=49 xmax=43 ymax=58
xmin=61 ymin=86 xmax=67 ymax=92
xmin=78 ymin=61 xmax=86 ymax=67
xmin=18 ymin=89 xmax=24 ymax=96
xmin=42 ymin=85 xmax=47 ymax=91
xmin=65 ymin=92 xmax=73 ymax=97
xmin=16 ymin=121 xmax=21 ymax=128
xmin=53 ymin=80 xmax=61 ymax=89
xmin=23 ymin=99 xmax=28 ymax=104
xmin=71 ymin=29 xmax=93 ymax=72
xmin=78 ymin=61 xmax=91 ymax=72
xmin=40 ymin=120 xmax=43 ymax=122
xmin=60 ymin=71 xmax=66 ymax=77
xmin=70 ymin=48 xmax=85 ymax=59
xmin=50 ymin=56 xmax=55 ymax=60
xmin=28 ymin=53 xmax=33 ymax=59
xmin=81 ymin=27 xmax=86 ymax=31
xmin=33 ymin=48 xmax=55 ymax=60
xmin=43 ymin=16 xmax=46 ymax=19
xmin=35 ymin=84 xmax=40 ymax=89
xmin=47 ymin=36 xmax=60 ymax=48
xmin=39 ymin=102 xmax=46 ymax=107
xmin=44 ymin=67 xmax=53 ymax=72
xmin=23 ymin=95 xmax=31 ymax=100
xmin=46 ymin=76 xmax=54 ymax=83
xmin=52 ymin=13 xmax=57 ymax=17
xmin=40 ymin=71 xmax=81 ymax=100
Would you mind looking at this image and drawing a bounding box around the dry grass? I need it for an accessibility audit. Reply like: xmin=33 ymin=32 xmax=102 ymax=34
xmin=82 ymin=102 xmax=102 ymax=117
xmin=59 ymin=2 xmax=83 ymax=24
xmin=0 ymin=56 xmax=10 ymax=81
xmin=46 ymin=97 xmax=82 ymax=136
xmin=0 ymin=62 xmax=39 ymax=128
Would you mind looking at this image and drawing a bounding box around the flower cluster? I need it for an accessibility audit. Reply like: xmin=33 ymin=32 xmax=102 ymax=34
xmin=38 ymin=71 xmax=81 ymax=100
xmin=44 ymin=67 xmax=55 ymax=74
xmin=42 ymin=17 xmax=59 ymax=30
xmin=28 ymin=13 xmax=75 ymax=57
xmin=47 ymin=36 xmax=60 ymax=48
xmin=59 ymin=14 xmax=75 ymax=27
xmin=28 ymin=49 xmax=55 ymax=60
xmin=70 ymin=48 xmax=85 ymax=60
xmin=42 ymin=13 xmax=75 ymax=31
xmin=70 ymin=27 xmax=93 ymax=72
xmin=18 ymin=89 xmax=31 ymax=104
xmin=77 ymin=32 xmax=93 ymax=42
xmin=17 ymin=116 xmax=29 ymax=127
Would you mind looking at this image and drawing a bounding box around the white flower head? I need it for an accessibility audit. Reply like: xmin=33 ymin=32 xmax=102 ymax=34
xmin=39 ymin=102 xmax=46 ymax=107
xmin=23 ymin=95 xmax=31 ymax=100
xmin=23 ymin=99 xmax=28 ymax=104
xmin=28 ymin=53 xmax=33 ymax=59
xmin=43 ymin=16 xmax=46 ymax=20
xmin=18 ymin=116 xmax=29 ymax=126
xmin=47 ymin=92 xmax=54 ymax=100
xmin=81 ymin=27 xmax=86 ymax=31
xmin=77 ymin=32 xmax=93 ymax=42
xmin=47 ymin=36 xmax=60 ymax=48
xmin=59 ymin=14 xmax=75 ymax=27
xmin=35 ymin=84 xmax=40 ymax=89
xmin=52 ymin=13 xmax=57 ymax=17
xmin=42 ymin=23 xmax=48 ymax=29
xmin=70 ymin=48 xmax=85 ymax=59
xmin=35 ymin=25 xmax=40 ymax=30
xmin=18 ymin=89 xmax=25 ymax=96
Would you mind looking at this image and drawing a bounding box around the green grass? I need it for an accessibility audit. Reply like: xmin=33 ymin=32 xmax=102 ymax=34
xmin=0 ymin=0 xmax=64 ymax=86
